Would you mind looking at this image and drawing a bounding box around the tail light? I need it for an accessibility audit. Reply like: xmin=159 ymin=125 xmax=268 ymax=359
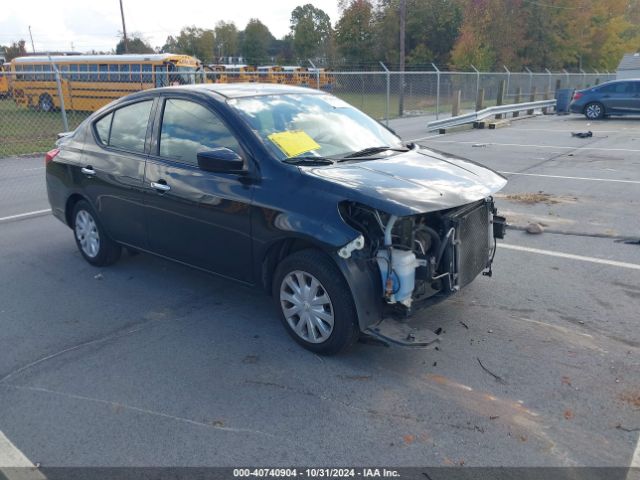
xmin=572 ymin=91 xmax=583 ymax=101
xmin=45 ymin=148 xmax=60 ymax=165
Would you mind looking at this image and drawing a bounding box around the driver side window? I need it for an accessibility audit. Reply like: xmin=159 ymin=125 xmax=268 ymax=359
xmin=159 ymin=99 xmax=242 ymax=166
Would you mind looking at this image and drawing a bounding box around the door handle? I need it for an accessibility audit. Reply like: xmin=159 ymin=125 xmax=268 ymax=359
xmin=81 ymin=166 xmax=96 ymax=176
xmin=150 ymin=181 xmax=171 ymax=192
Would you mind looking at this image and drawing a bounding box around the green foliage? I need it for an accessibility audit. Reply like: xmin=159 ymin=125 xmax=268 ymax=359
xmin=214 ymin=21 xmax=240 ymax=59
xmin=2 ymin=40 xmax=28 ymax=61
xmin=290 ymin=4 xmax=333 ymax=61
xmin=115 ymin=35 xmax=154 ymax=55
xmin=335 ymin=0 xmax=376 ymax=64
xmin=242 ymin=19 xmax=274 ymax=65
xmin=162 ymin=26 xmax=215 ymax=63
xmin=451 ymin=0 xmax=640 ymax=71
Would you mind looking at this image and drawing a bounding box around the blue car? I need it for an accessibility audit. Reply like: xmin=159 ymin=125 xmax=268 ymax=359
xmin=569 ymin=79 xmax=640 ymax=119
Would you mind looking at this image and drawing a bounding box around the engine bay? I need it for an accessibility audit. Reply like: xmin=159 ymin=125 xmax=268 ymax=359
xmin=339 ymin=199 xmax=506 ymax=312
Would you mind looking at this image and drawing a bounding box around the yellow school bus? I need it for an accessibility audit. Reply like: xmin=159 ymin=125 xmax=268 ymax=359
xmin=280 ymin=66 xmax=307 ymax=86
xmin=222 ymin=65 xmax=256 ymax=83
xmin=9 ymin=53 xmax=203 ymax=112
xmin=0 ymin=63 xmax=10 ymax=98
xmin=257 ymin=66 xmax=284 ymax=84
xmin=307 ymin=67 xmax=335 ymax=91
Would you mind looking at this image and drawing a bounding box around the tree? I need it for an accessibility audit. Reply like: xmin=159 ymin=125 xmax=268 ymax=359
xmin=2 ymin=40 xmax=28 ymax=61
xmin=290 ymin=4 xmax=333 ymax=61
xmin=161 ymin=26 xmax=215 ymax=63
xmin=115 ymin=35 xmax=154 ymax=55
xmin=335 ymin=0 xmax=376 ymax=64
xmin=242 ymin=19 xmax=274 ymax=65
xmin=214 ymin=21 xmax=239 ymax=60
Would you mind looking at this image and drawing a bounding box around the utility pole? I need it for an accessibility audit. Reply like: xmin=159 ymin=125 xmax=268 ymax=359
xmin=119 ymin=0 xmax=129 ymax=53
xmin=28 ymin=26 xmax=36 ymax=53
xmin=398 ymin=0 xmax=406 ymax=117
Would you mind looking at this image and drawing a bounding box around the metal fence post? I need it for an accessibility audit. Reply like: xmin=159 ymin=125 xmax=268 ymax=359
xmin=545 ymin=68 xmax=552 ymax=94
xmin=49 ymin=55 xmax=69 ymax=132
xmin=579 ymin=68 xmax=586 ymax=88
xmin=308 ymin=59 xmax=320 ymax=90
xmin=470 ymin=64 xmax=480 ymax=108
xmin=432 ymin=63 xmax=440 ymax=120
xmin=503 ymin=65 xmax=511 ymax=100
xmin=562 ymin=68 xmax=569 ymax=89
xmin=524 ymin=66 xmax=533 ymax=95
xmin=379 ymin=61 xmax=390 ymax=126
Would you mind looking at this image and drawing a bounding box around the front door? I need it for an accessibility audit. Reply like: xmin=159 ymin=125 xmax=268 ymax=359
xmin=143 ymin=97 xmax=254 ymax=283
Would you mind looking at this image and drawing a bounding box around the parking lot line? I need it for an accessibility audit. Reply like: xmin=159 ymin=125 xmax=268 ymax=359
xmin=0 ymin=430 xmax=45 ymax=479
xmin=0 ymin=210 xmax=50 ymax=223
xmin=429 ymin=140 xmax=640 ymax=153
xmin=499 ymin=244 xmax=640 ymax=271
xmin=500 ymin=172 xmax=640 ymax=184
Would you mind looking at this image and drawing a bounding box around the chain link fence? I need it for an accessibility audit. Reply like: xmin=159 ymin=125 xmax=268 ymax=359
xmin=0 ymin=68 xmax=615 ymax=158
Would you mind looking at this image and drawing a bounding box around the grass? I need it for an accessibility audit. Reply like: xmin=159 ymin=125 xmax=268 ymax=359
xmin=0 ymin=99 xmax=90 ymax=157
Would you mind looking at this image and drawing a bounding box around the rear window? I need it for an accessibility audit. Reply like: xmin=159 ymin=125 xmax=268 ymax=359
xmin=94 ymin=100 xmax=152 ymax=153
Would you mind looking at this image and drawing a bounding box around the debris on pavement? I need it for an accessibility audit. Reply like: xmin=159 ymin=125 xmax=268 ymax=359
xmin=571 ymin=131 xmax=593 ymax=138
xmin=615 ymin=424 xmax=640 ymax=433
xmin=526 ymin=223 xmax=545 ymax=234
xmin=564 ymin=409 xmax=574 ymax=420
xmin=460 ymin=321 xmax=469 ymax=330
xmin=94 ymin=273 xmax=103 ymax=280
xmin=477 ymin=357 xmax=507 ymax=384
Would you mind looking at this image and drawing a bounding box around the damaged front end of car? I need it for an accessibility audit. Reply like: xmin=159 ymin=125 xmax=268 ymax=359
xmin=337 ymin=198 xmax=507 ymax=347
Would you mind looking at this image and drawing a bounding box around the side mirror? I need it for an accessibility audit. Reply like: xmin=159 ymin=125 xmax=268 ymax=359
xmin=197 ymin=148 xmax=245 ymax=173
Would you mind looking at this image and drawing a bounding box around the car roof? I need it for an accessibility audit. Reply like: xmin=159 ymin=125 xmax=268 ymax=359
xmin=156 ymin=83 xmax=321 ymax=99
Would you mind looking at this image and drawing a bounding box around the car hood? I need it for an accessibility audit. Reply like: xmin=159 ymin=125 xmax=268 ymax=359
xmin=300 ymin=147 xmax=507 ymax=216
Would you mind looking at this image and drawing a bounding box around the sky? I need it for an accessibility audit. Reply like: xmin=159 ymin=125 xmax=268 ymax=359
xmin=0 ymin=0 xmax=341 ymax=53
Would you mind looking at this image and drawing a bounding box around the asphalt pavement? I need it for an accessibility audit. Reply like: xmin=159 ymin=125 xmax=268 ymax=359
xmin=0 ymin=113 xmax=639 ymax=471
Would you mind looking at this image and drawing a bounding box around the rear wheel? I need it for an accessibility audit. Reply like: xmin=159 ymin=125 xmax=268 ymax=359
xmin=584 ymin=102 xmax=604 ymax=120
xmin=72 ymin=200 xmax=121 ymax=266
xmin=273 ymin=249 xmax=359 ymax=355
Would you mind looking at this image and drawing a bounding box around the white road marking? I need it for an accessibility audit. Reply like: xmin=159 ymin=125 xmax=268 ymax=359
xmin=428 ymin=139 xmax=640 ymax=153
xmin=629 ymin=435 xmax=640 ymax=480
xmin=0 ymin=210 xmax=50 ymax=223
xmin=0 ymin=430 xmax=45 ymax=479
xmin=499 ymin=244 xmax=640 ymax=271
xmin=500 ymin=171 xmax=640 ymax=185
xmin=508 ymin=128 xmax=621 ymax=133
xmin=409 ymin=134 xmax=443 ymax=142
xmin=21 ymin=167 xmax=44 ymax=172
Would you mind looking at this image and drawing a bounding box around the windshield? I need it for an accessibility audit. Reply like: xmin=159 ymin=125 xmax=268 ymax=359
xmin=228 ymin=93 xmax=403 ymax=161
xmin=168 ymin=65 xmax=199 ymax=85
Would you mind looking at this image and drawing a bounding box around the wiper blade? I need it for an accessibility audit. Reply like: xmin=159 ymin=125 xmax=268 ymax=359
xmin=283 ymin=156 xmax=335 ymax=165
xmin=341 ymin=146 xmax=410 ymax=159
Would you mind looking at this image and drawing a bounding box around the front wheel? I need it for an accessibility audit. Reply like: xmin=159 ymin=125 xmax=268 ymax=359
xmin=72 ymin=200 xmax=121 ymax=266
xmin=39 ymin=94 xmax=54 ymax=112
xmin=584 ymin=102 xmax=604 ymax=120
xmin=273 ymin=249 xmax=359 ymax=355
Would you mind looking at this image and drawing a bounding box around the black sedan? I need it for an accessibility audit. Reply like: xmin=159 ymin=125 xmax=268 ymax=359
xmin=569 ymin=79 xmax=640 ymax=119
xmin=46 ymin=84 xmax=507 ymax=354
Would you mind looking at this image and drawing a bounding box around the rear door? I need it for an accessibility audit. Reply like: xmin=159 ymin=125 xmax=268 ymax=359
xmin=598 ymin=82 xmax=636 ymax=113
xmin=78 ymin=98 xmax=155 ymax=248
xmin=143 ymin=96 xmax=254 ymax=282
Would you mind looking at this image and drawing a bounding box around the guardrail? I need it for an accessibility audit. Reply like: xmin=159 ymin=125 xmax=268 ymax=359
xmin=426 ymin=99 xmax=557 ymax=131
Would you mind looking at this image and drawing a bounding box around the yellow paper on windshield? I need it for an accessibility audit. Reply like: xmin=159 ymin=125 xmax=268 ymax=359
xmin=268 ymin=130 xmax=320 ymax=158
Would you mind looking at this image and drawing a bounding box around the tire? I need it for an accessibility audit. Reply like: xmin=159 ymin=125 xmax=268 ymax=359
xmin=72 ymin=200 xmax=121 ymax=267
xmin=39 ymin=94 xmax=54 ymax=112
xmin=584 ymin=102 xmax=604 ymax=120
xmin=272 ymin=249 xmax=359 ymax=355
